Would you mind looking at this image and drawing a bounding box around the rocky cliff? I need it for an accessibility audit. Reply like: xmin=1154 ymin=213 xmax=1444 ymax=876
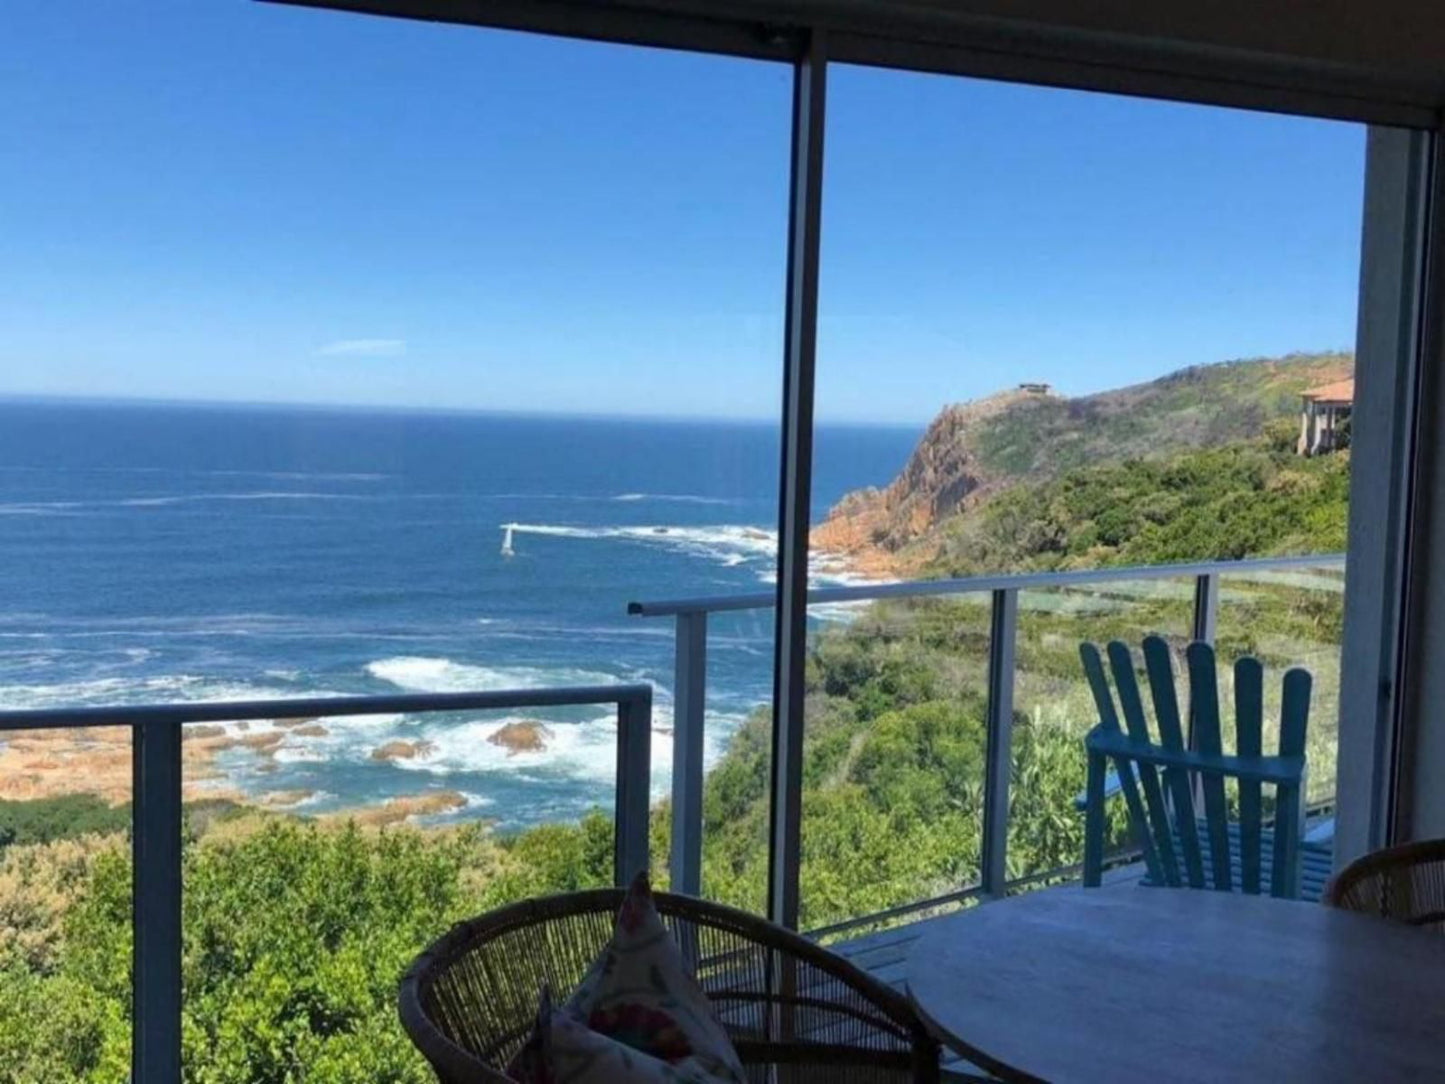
xmin=812 ymin=388 xmax=1044 ymax=574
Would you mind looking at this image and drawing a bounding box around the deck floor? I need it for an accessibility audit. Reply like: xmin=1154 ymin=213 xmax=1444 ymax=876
xmin=830 ymin=917 xmax=990 ymax=1080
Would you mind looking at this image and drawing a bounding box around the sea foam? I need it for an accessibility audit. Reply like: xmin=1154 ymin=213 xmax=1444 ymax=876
xmin=365 ymin=656 xmax=619 ymax=693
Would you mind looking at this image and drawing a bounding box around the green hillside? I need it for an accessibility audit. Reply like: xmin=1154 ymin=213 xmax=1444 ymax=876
xmin=931 ymin=427 xmax=1350 ymax=575
xmin=968 ymin=352 xmax=1351 ymax=480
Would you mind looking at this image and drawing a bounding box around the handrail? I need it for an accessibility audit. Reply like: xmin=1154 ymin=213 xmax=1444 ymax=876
xmin=0 ymin=684 xmax=653 ymax=1084
xmin=627 ymin=552 xmax=1345 ymax=617
xmin=627 ymin=551 xmax=1345 ymax=903
xmin=0 ymin=685 xmax=650 ymax=730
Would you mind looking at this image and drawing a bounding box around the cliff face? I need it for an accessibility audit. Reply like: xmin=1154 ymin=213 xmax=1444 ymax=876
xmin=811 ymin=389 xmax=1041 ymax=573
xmin=811 ymin=352 xmax=1353 ymax=577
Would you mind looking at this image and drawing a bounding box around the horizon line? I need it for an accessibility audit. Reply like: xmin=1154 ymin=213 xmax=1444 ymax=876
xmin=0 ymin=346 xmax=1353 ymax=427
xmin=0 ymin=391 xmax=929 ymax=429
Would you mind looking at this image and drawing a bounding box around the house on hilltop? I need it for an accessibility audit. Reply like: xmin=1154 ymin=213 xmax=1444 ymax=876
xmin=1298 ymin=378 xmax=1353 ymax=456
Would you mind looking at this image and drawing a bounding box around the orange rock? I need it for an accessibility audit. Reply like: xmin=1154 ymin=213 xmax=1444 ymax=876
xmin=369 ymin=739 xmax=435 ymax=762
xmin=487 ymin=720 xmax=551 ymax=755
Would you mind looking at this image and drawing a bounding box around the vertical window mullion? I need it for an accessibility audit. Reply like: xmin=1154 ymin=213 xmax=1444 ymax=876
xmin=768 ymin=28 xmax=827 ymax=932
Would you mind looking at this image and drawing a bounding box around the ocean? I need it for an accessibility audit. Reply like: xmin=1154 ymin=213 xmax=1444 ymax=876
xmin=0 ymin=399 xmax=917 ymax=829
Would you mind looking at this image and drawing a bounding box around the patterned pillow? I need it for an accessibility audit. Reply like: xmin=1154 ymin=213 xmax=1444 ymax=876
xmin=506 ymin=872 xmax=745 ymax=1084
xmin=506 ymin=984 xmax=725 ymax=1084
xmin=566 ymin=872 xmax=745 ymax=1084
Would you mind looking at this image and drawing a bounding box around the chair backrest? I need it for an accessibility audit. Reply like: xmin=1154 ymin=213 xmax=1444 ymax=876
xmin=398 ymin=888 xmax=940 ymax=1084
xmin=1326 ymin=838 xmax=1445 ymax=930
xmin=1079 ymin=635 xmax=1311 ymax=898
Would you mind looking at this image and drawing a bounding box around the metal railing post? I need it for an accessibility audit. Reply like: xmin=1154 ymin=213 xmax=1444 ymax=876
xmin=1187 ymin=572 xmax=1221 ymax=798
xmin=614 ymin=688 xmax=653 ymax=885
xmin=670 ymin=612 xmax=707 ymax=896
xmin=1192 ymin=572 xmax=1219 ymax=645
xmin=981 ymin=588 xmax=1019 ymax=898
xmin=132 ymin=719 xmax=182 ymax=1084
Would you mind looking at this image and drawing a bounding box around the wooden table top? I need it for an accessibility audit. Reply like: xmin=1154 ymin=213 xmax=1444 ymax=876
xmin=905 ymin=886 xmax=1445 ymax=1083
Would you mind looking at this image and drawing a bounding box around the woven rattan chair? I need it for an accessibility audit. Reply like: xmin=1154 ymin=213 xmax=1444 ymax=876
xmin=1325 ymin=838 xmax=1445 ymax=931
xmin=399 ymin=888 xmax=942 ymax=1083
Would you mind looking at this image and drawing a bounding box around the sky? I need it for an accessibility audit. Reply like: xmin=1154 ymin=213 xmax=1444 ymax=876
xmin=0 ymin=2 xmax=1366 ymax=424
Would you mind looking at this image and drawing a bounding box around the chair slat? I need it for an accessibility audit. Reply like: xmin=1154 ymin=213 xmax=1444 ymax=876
xmin=1278 ymin=668 xmax=1312 ymax=759
xmin=1106 ymin=641 xmax=1180 ymax=885
xmin=1234 ymin=657 xmax=1264 ymax=895
xmin=1081 ymin=645 xmax=1164 ymax=885
xmin=1142 ymin=636 xmax=1204 ymax=888
xmin=1270 ymin=668 xmax=1313 ymax=899
xmin=1186 ymin=642 xmax=1232 ymax=892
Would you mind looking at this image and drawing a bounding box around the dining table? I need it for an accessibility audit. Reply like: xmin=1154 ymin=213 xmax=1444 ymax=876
xmin=904 ymin=885 xmax=1445 ymax=1082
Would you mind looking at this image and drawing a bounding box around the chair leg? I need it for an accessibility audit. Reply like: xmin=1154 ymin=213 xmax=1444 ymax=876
xmin=1084 ymin=750 xmax=1106 ymax=887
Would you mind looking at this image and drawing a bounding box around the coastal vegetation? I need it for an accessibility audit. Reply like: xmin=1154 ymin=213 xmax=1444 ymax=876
xmin=0 ymin=352 xmax=1351 ymax=1081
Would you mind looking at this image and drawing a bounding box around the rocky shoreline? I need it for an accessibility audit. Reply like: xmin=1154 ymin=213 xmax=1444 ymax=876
xmin=0 ymin=722 xmax=487 ymax=826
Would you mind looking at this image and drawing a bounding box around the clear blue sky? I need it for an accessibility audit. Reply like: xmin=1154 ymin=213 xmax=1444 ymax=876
xmin=1 ymin=1 xmax=1365 ymax=424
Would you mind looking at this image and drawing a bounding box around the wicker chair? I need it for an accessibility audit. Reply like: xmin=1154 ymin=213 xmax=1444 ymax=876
xmin=1325 ymin=838 xmax=1445 ymax=931
xmin=399 ymin=888 xmax=942 ymax=1083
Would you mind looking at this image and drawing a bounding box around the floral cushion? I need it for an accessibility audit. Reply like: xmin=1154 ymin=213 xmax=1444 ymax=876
xmin=506 ymin=984 xmax=727 ymax=1084
xmin=507 ymin=873 xmax=745 ymax=1084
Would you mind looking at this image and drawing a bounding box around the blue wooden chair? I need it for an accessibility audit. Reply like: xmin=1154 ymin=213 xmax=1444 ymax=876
xmin=1080 ymin=635 xmax=1312 ymax=898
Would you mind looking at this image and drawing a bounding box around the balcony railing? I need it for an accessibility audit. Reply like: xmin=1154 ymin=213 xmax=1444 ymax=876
xmin=629 ymin=553 xmax=1346 ymax=917
xmin=0 ymin=684 xmax=654 ymax=1084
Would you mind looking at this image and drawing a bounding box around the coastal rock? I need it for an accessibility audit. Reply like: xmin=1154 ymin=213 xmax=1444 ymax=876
xmin=369 ymin=739 xmax=435 ymax=762
xmin=487 ymin=720 xmax=551 ymax=756
xmin=291 ymin=723 xmax=328 ymax=738
xmin=237 ymin=731 xmax=286 ymax=753
xmin=0 ymin=727 xmax=242 ymax=805
xmin=259 ymin=789 xmax=315 ymax=808
xmin=274 ymin=717 xmax=316 ymax=729
xmin=186 ymin=724 xmax=227 ymax=740
xmin=341 ymin=790 xmax=467 ymax=827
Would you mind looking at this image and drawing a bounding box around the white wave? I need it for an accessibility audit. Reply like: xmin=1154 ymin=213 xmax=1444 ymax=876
xmin=503 ymin=522 xmax=777 ymax=568
xmin=378 ymin=700 xmax=739 ymax=804
xmin=0 ymin=673 xmax=343 ymax=712
xmin=0 ymin=492 xmax=369 ymax=515
xmin=810 ymin=601 xmax=874 ymax=623
xmin=366 ymin=656 xmax=618 ymax=693
xmin=261 ymin=789 xmax=337 ymax=809
xmin=0 ymin=502 xmax=85 ymax=516
xmin=611 ymin=493 xmax=733 ymax=505
xmin=753 ymin=549 xmax=891 ymax=594
xmin=201 ymin=470 xmax=389 ymax=482
xmin=119 ymin=491 xmax=369 ymax=507
xmin=390 ymin=712 xmax=622 ymax=784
